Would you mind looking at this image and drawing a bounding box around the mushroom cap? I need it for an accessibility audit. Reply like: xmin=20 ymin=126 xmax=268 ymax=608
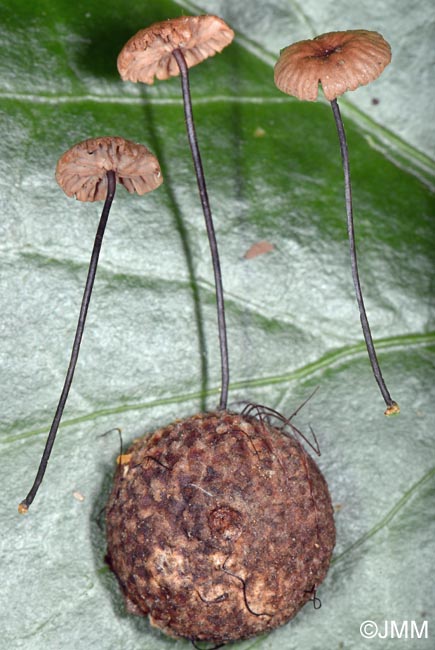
xmin=274 ymin=30 xmax=391 ymax=101
xmin=117 ymin=15 xmax=235 ymax=84
xmin=55 ymin=136 xmax=163 ymax=202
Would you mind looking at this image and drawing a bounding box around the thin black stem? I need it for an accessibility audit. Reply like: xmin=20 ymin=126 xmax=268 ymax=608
xmin=18 ymin=170 xmax=117 ymax=513
xmin=172 ymin=48 xmax=229 ymax=412
xmin=330 ymin=99 xmax=398 ymax=415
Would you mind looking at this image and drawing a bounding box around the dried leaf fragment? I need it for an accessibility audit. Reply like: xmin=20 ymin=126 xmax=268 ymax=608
xmin=244 ymin=240 xmax=275 ymax=260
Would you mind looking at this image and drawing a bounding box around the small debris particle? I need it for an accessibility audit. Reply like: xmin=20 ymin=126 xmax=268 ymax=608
xmin=384 ymin=402 xmax=400 ymax=416
xmin=371 ymin=97 xmax=380 ymax=105
xmin=117 ymin=453 xmax=132 ymax=465
xmin=73 ymin=491 xmax=85 ymax=502
xmin=190 ymin=483 xmax=214 ymax=498
xmin=244 ymin=240 xmax=275 ymax=260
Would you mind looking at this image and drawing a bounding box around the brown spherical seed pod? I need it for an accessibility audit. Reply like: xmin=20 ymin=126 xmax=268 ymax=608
xmin=106 ymin=410 xmax=335 ymax=644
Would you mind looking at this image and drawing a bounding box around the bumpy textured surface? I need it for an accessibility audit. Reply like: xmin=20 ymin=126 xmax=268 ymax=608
xmin=55 ymin=136 xmax=163 ymax=202
xmin=117 ymin=15 xmax=235 ymax=84
xmin=106 ymin=411 xmax=335 ymax=644
xmin=274 ymin=30 xmax=391 ymax=101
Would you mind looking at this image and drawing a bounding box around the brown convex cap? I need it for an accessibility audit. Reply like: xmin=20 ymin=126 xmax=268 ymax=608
xmin=117 ymin=15 xmax=235 ymax=84
xmin=55 ymin=136 xmax=163 ymax=202
xmin=274 ymin=30 xmax=391 ymax=101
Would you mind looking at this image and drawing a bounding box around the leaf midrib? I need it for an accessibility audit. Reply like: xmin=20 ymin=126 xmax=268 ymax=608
xmin=4 ymin=331 xmax=434 ymax=444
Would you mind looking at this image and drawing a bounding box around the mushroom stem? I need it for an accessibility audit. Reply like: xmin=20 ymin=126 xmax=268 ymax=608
xmin=330 ymin=99 xmax=398 ymax=415
xmin=172 ymin=47 xmax=229 ymax=411
xmin=18 ymin=170 xmax=117 ymax=513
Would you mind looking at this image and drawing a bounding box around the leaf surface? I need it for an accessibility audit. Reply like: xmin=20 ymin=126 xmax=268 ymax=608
xmin=1 ymin=1 xmax=434 ymax=649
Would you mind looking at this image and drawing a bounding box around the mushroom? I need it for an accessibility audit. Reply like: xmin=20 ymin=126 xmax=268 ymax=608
xmin=274 ymin=30 xmax=399 ymax=416
xmin=18 ymin=136 xmax=163 ymax=513
xmin=117 ymin=15 xmax=235 ymax=411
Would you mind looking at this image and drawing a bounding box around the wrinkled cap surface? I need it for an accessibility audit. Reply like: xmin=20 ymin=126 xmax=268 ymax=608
xmin=117 ymin=14 xmax=234 ymax=84
xmin=55 ymin=136 xmax=163 ymax=202
xmin=274 ymin=30 xmax=391 ymax=101
xmin=106 ymin=410 xmax=335 ymax=644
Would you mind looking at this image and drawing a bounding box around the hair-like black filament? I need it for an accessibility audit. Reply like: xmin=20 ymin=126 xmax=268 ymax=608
xmin=304 ymin=585 xmax=322 ymax=609
xmin=172 ymin=48 xmax=229 ymax=411
xmin=312 ymin=594 xmax=322 ymax=610
xmin=330 ymin=98 xmax=399 ymax=416
xmin=98 ymin=426 xmax=123 ymax=457
xmin=143 ymin=455 xmax=171 ymax=470
xmin=18 ymin=170 xmax=117 ymax=513
xmin=195 ymin=589 xmax=228 ymax=604
xmin=190 ymin=638 xmax=226 ymax=650
xmin=241 ymin=394 xmax=321 ymax=456
xmin=222 ymin=557 xmax=274 ymax=618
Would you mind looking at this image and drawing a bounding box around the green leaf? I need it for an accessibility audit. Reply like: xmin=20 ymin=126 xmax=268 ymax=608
xmin=1 ymin=1 xmax=434 ymax=649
